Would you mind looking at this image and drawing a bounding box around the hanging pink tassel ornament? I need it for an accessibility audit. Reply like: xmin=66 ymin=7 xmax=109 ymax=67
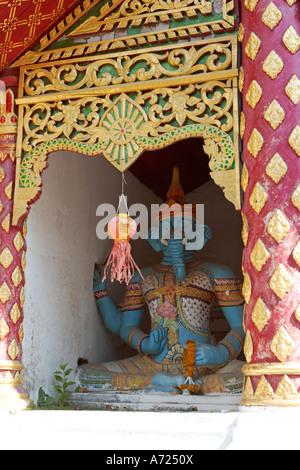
xmin=103 ymin=211 xmax=144 ymax=285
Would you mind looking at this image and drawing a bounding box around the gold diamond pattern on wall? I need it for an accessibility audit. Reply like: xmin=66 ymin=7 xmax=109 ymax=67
xmin=245 ymin=0 xmax=260 ymax=11
xmin=292 ymin=240 xmax=300 ymax=268
xmin=241 ymin=163 xmax=249 ymax=192
xmin=21 ymin=251 xmax=26 ymax=271
xmin=252 ymin=297 xmax=271 ymax=332
xmin=285 ymin=0 xmax=297 ymax=5
xmin=0 ymin=166 xmax=5 ymax=184
xmin=242 ymin=272 xmax=252 ymax=303
xmin=249 ymin=183 xmax=268 ymax=214
xmin=282 ymin=26 xmax=300 ymax=54
xmin=276 ymin=375 xmax=298 ymax=400
xmin=269 ymin=264 xmax=292 ymax=300
xmin=291 ymin=184 xmax=300 ymax=211
xmin=10 ymin=303 xmax=21 ymax=324
xmin=0 ymin=199 xmax=3 ymax=214
xmin=19 ymin=324 xmax=24 ymax=343
xmin=241 ymin=212 xmax=249 ymax=246
xmin=288 ymin=126 xmax=300 ymax=156
xmin=262 ymin=2 xmax=282 ymax=30
xmin=240 ymin=112 xmax=246 ymax=139
xmin=4 ymin=181 xmax=12 ymax=200
xmin=1 ymin=214 xmax=10 ymax=234
xmin=7 ymin=339 xmax=19 ymax=361
xmin=0 ymin=247 xmax=13 ymax=269
xmin=239 ymin=66 xmax=244 ymax=92
xmin=270 ymin=326 xmax=294 ymax=362
xmin=239 ymin=23 xmax=245 ymax=42
xmin=0 ymin=318 xmax=9 ymax=341
xmin=264 ymin=100 xmax=285 ymax=130
xmin=20 ymin=287 xmax=25 ymax=308
xmin=245 ymin=32 xmax=261 ymax=60
xmin=285 ymin=75 xmax=300 ymax=105
xmin=247 ymin=128 xmax=264 ymax=158
xmin=295 ymin=305 xmax=300 ymax=322
xmin=244 ymin=329 xmax=253 ymax=363
xmin=11 ymin=266 xmax=22 ymax=288
xmin=246 ymin=80 xmax=263 ymax=109
xmin=250 ymin=238 xmax=270 ymax=271
xmin=266 ymin=153 xmax=287 ymax=183
xmin=254 ymin=376 xmax=275 ymax=400
xmin=262 ymin=50 xmax=284 ymax=79
xmin=267 ymin=209 xmax=290 ymax=243
xmin=0 ymin=282 xmax=11 ymax=304
xmin=13 ymin=232 xmax=24 ymax=252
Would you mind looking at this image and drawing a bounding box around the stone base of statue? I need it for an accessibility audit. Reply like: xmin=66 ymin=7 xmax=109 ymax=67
xmin=72 ymin=359 xmax=244 ymax=411
xmin=68 ymin=389 xmax=242 ymax=412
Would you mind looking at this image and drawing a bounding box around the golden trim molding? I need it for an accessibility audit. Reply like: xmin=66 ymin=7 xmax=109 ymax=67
xmin=243 ymin=362 xmax=300 ymax=376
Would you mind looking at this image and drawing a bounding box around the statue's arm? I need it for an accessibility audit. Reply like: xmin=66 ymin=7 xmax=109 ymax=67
xmin=93 ymin=264 xmax=122 ymax=335
xmin=120 ymin=310 xmax=168 ymax=356
xmin=195 ymin=262 xmax=245 ymax=366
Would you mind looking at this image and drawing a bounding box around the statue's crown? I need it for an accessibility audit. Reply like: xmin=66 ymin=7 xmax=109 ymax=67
xmin=159 ymin=167 xmax=196 ymax=220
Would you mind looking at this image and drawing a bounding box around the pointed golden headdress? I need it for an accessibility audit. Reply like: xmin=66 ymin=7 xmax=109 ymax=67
xmin=159 ymin=167 xmax=196 ymax=220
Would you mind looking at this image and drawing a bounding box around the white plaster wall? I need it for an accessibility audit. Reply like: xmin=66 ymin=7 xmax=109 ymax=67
xmin=22 ymin=151 xmax=161 ymax=402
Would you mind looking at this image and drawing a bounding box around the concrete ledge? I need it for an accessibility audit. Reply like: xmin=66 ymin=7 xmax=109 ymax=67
xmin=69 ymin=391 xmax=242 ymax=412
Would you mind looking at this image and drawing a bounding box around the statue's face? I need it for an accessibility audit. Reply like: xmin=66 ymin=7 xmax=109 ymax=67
xmin=148 ymin=215 xmax=211 ymax=281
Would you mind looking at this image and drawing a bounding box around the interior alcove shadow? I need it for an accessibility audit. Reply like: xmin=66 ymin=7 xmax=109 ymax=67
xmin=107 ymin=137 xmax=244 ymax=360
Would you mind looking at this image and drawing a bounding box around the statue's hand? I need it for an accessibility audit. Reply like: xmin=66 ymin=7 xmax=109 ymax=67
xmin=93 ymin=263 xmax=106 ymax=292
xmin=195 ymin=343 xmax=230 ymax=367
xmin=142 ymin=320 xmax=168 ymax=355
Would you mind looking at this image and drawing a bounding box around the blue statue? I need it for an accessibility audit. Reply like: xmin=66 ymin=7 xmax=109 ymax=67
xmin=80 ymin=168 xmax=245 ymax=394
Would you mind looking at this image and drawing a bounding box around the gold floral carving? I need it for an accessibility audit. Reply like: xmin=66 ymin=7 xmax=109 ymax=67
xmin=0 ymin=282 xmax=11 ymax=304
xmin=7 ymin=339 xmax=19 ymax=361
xmin=262 ymin=50 xmax=283 ymax=79
xmin=288 ymin=126 xmax=300 ymax=156
xmin=270 ymin=326 xmax=294 ymax=362
xmin=246 ymin=80 xmax=262 ymax=109
xmin=244 ymin=330 xmax=253 ymax=363
xmin=285 ymin=75 xmax=300 ymax=105
xmin=0 ymin=247 xmax=14 ymax=269
xmin=291 ymin=184 xmax=300 ymax=211
xmin=264 ymin=100 xmax=285 ymax=130
xmin=282 ymin=26 xmax=300 ymax=54
xmin=245 ymin=32 xmax=261 ymax=61
xmin=292 ymin=240 xmax=300 ymax=268
xmin=266 ymin=153 xmax=287 ymax=183
xmin=267 ymin=209 xmax=290 ymax=243
xmin=269 ymin=264 xmax=292 ymax=300
xmin=247 ymin=128 xmax=264 ymax=158
xmin=23 ymin=42 xmax=233 ymax=96
xmin=250 ymin=238 xmax=270 ymax=271
xmin=68 ymin=0 xmax=213 ymax=37
xmin=0 ymin=318 xmax=9 ymax=341
xmin=261 ymin=2 xmax=282 ymax=30
xmin=242 ymin=272 xmax=251 ymax=303
xmin=249 ymin=183 xmax=268 ymax=214
xmin=252 ymin=297 xmax=270 ymax=332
